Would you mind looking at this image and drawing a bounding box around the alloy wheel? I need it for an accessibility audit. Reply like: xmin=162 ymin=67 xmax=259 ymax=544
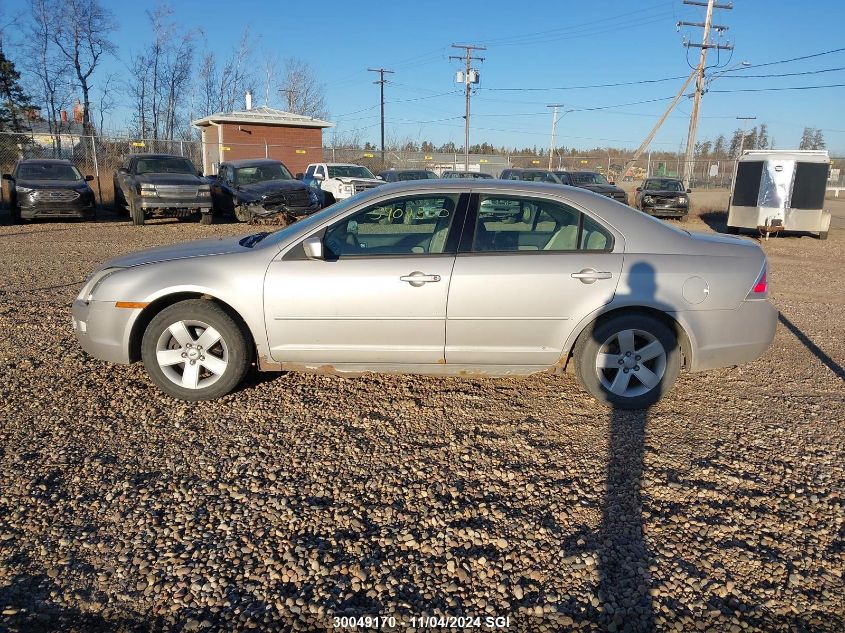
xmin=155 ymin=319 xmax=229 ymax=390
xmin=595 ymin=328 xmax=667 ymax=398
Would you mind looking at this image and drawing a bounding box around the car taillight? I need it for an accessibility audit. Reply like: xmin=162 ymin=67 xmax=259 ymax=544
xmin=746 ymin=266 xmax=768 ymax=299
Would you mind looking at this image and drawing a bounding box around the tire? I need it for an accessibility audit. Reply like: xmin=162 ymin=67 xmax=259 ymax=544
xmin=678 ymin=214 xmax=689 ymax=223
xmin=726 ymin=225 xmax=740 ymax=235
xmin=130 ymin=198 xmax=145 ymax=225
xmin=10 ymin=205 xmax=22 ymax=224
xmin=141 ymin=299 xmax=251 ymax=401
xmin=818 ymin=231 xmax=828 ymax=241
xmin=199 ymin=212 xmax=214 ymax=225
xmin=574 ymin=313 xmax=681 ymax=410
xmin=112 ymin=182 xmax=126 ymax=214
xmin=322 ymin=192 xmax=335 ymax=209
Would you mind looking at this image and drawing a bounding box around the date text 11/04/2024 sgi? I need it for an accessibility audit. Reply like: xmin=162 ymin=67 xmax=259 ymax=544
xmin=333 ymin=615 xmax=512 ymax=629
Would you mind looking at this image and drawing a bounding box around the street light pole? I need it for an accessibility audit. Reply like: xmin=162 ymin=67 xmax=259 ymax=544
xmin=547 ymin=104 xmax=564 ymax=169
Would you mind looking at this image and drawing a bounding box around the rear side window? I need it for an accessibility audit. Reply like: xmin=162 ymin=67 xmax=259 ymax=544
xmin=472 ymin=195 xmax=613 ymax=253
xmin=791 ymin=162 xmax=829 ymax=209
xmin=732 ymin=161 xmax=763 ymax=207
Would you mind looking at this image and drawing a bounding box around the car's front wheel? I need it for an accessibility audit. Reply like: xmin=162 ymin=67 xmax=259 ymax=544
xmin=574 ymin=313 xmax=680 ymax=410
xmin=141 ymin=300 xmax=251 ymax=401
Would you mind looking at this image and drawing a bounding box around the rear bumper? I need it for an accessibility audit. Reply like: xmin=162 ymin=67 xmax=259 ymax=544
xmin=682 ymin=299 xmax=778 ymax=372
xmin=71 ymin=299 xmax=134 ymax=364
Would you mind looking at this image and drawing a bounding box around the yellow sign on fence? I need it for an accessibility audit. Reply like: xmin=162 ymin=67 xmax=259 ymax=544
xmin=221 ymin=146 xmax=231 ymax=151
xmin=531 ymin=160 xmax=540 ymax=165
xmin=363 ymin=153 xmax=374 ymax=158
xmin=424 ymin=156 xmax=432 ymax=160
xmin=295 ymin=149 xmax=306 ymax=154
xmin=131 ymin=142 xmax=145 ymax=147
xmin=480 ymin=159 xmax=488 ymax=163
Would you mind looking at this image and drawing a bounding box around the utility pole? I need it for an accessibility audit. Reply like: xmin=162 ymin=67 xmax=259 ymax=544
xmin=680 ymin=0 xmax=733 ymax=186
xmin=449 ymin=44 xmax=486 ymax=172
xmin=547 ymin=104 xmax=564 ymax=169
xmin=368 ymin=67 xmax=394 ymax=164
xmin=736 ymin=115 xmax=756 ymax=156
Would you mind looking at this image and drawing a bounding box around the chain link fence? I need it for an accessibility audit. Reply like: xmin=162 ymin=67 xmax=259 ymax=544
xmin=2 ymin=131 xmax=842 ymax=206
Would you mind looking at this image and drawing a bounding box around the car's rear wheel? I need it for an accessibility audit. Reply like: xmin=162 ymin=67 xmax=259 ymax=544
xmin=141 ymin=300 xmax=251 ymax=401
xmin=574 ymin=313 xmax=680 ymax=410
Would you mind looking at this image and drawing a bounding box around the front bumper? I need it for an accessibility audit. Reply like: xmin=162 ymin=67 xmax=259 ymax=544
xmin=247 ymin=201 xmax=321 ymax=218
xmin=642 ymin=205 xmax=688 ymax=218
xmin=138 ymin=198 xmax=211 ymax=212
xmin=71 ymin=299 xmax=135 ymax=364
xmin=21 ymin=201 xmax=95 ymax=219
xmin=682 ymin=299 xmax=778 ymax=372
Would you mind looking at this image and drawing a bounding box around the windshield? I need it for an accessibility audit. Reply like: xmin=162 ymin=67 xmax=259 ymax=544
xmin=18 ymin=163 xmax=82 ymax=181
xmin=235 ymin=163 xmax=293 ymax=185
xmin=571 ymin=172 xmax=609 ymax=185
xmin=327 ymin=165 xmax=375 ymax=179
xmin=397 ymin=171 xmax=437 ymax=181
xmin=644 ymin=179 xmax=683 ymax=192
xmin=135 ymin=157 xmax=197 ymax=175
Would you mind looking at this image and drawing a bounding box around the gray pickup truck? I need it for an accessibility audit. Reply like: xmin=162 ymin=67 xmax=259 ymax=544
xmin=113 ymin=154 xmax=212 ymax=225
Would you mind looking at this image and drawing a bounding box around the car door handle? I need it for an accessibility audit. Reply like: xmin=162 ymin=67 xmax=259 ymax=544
xmin=400 ymin=272 xmax=441 ymax=286
xmin=571 ymin=269 xmax=612 ymax=284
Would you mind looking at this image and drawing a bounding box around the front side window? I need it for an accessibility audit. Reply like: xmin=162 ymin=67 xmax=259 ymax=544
xmin=304 ymin=165 xmax=316 ymax=178
xmin=324 ymin=194 xmax=459 ymax=257
xmin=472 ymin=195 xmax=612 ymax=253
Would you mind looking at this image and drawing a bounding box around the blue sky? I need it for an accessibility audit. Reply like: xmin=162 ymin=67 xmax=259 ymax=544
xmin=6 ymin=0 xmax=845 ymax=152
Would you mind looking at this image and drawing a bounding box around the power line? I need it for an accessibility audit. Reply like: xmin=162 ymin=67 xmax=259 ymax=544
xmin=724 ymin=46 xmax=845 ymax=71
xmin=709 ymin=83 xmax=845 ymax=93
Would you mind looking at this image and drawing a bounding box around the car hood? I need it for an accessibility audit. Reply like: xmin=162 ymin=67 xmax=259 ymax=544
xmin=101 ymin=236 xmax=247 ymax=269
xmin=643 ymin=189 xmax=686 ymax=196
xmin=577 ymin=183 xmax=625 ymax=194
xmin=136 ymin=173 xmax=203 ymax=185
xmin=235 ymin=179 xmax=308 ymax=201
xmin=16 ymin=178 xmax=89 ymax=189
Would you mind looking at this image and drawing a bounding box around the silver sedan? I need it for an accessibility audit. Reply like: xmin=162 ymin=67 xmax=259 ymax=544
xmin=72 ymin=180 xmax=777 ymax=409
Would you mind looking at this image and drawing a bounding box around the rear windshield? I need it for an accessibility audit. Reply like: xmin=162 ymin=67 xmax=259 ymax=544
xmin=327 ymin=165 xmax=375 ymax=179
xmin=18 ymin=163 xmax=82 ymax=181
xmin=135 ymin=157 xmax=197 ymax=175
xmin=235 ymin=163 xmax=293 ymax=184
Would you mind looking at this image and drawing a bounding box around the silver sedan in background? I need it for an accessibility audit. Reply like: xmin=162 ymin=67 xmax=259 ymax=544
xmin=72 ymin=181 xmax=777 ymax=409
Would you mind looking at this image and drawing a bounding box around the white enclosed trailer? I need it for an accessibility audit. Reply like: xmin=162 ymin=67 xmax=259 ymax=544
xmin=727 ymin=150 xmax=831 ymax=239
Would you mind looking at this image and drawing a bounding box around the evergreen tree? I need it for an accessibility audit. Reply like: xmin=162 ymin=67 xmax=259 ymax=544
xmin=811 ymin=128 xmax=825 ymax=150
xmin=713 ymin=134 xmax=726 ymax=157
xmin=756 ymin=123 xmax=769 ymax=150
xmin=745 ymin=127 xmax=758 ymax=153
xmin=0 ymin=47 xmax=36 ymax=133
xmin=799 ymin=127 xmax=814 ymax=150
xmin=728 ymin=129 xmax=743 ymax=157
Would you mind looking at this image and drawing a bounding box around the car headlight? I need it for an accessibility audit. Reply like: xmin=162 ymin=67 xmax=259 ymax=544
xmin=643 ymin=195 xmax=654 ymax=204
xmin=78 ymin=267 xmax=124 ymax=302
xmin=677 ymin=196 xmax=687 ymax=203
xmin=342 ymin=185 xmax=353 ymax=194
xmin=139 ymin=183 xmax=157 ymax=197
xmin=198 ymin=184 xmax=211 ymax=198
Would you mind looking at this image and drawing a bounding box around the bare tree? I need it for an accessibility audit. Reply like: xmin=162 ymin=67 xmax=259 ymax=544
xmin=194 ymin=29 xmax=253 ymax=117
xmin=25 ymin=0 xmax=74 ymax=154
xmin=50 ymin=0 xmax=116 ymax=136
xmin=93 ymin=71 xmax=118 ymax=134
xmin=280 ymin=57 xmax=327 ymax=119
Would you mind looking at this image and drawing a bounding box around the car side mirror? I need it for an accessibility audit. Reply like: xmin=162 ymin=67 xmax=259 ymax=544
xmin=376 ymin=175 xmax=384 ymax=181
xmin=313 ymin=173 xmax=324 ymax=181
xmin=2 ymin=173 xmax=11 ymax=180
xmin=295 ymin=172 xmax=304 ymax=180
xmin=302 ymin=235 xmax=324 ymax=260
xmin=85 ymin=175 xmax=94 ymax=181
xmin=636 ymin=187 xmax=642 ymax=192
xmin=686 ymin=188 xmax=692 ymax=193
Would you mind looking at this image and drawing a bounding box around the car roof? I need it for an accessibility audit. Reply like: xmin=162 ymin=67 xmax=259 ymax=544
xmin=323 ymin=163 xmax=365 ymax=167
xmin=381 ymin=168 xmax=434 ymax=173
xmin=18 ymin=158 xmax=74 ymax=165
xmin=129 ymin=153 xmax=192 ymax=159
xmin=223 ymin=158 xmax=285 ymax=168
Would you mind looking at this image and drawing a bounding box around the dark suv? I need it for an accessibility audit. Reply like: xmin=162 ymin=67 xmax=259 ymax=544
xmin=209 ymin=159 xmax=320 ymax=222
xmin=561 ymin=171 xmax=628 ymax=205
xmin=440 ymin=170 xmax=493 ymax=179
xmin=634 ymin=177 xmax=690 ymax=221
xmin=113 ymin=154 xmax=212 ymax=225
xmin=3 ymin=159 xmax=96 ymax=223
xmin=499 ymin=168 xmax=565 ymax=184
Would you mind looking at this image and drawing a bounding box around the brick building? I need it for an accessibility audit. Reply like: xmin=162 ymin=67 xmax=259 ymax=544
xmin=192 ymin=105 xmax=333 ymax=176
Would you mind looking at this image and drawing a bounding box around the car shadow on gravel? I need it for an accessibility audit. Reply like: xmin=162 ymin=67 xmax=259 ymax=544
xmin=778 ymin=312 xmax=845 ymax=381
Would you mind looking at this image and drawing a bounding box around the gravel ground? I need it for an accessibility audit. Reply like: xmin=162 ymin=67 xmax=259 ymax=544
xmin=0 ymin=201 xmax=843 ymax=632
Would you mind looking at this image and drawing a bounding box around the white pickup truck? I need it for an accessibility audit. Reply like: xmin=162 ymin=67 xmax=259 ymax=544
xmin=302 ymin=162 xmax=383 ymax=207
